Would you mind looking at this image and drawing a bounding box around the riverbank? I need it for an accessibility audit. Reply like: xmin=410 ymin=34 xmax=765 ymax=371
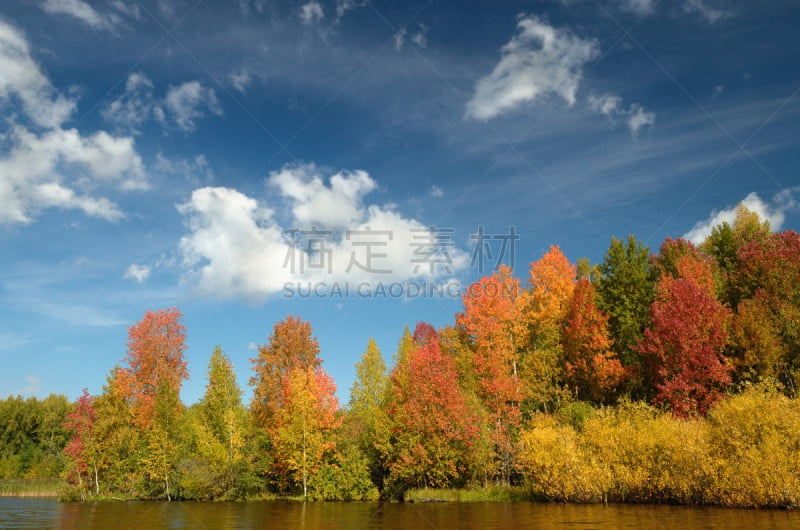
xmin=44 ymin=483 xmax=800 ymax=509
xmin=405 ymin=487 xmax=531 ymax=503
xmin=0 ymin=478 xmax=63 ymax=497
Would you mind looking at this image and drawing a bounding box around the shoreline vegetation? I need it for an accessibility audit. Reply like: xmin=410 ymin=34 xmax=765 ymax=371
xmin=0 ymin=478 xmax=62 ymax=497
xmin=9 ymin=384 xmax=800 ymax=509
xmin=3 ymin=206 xmax=800 ymax=510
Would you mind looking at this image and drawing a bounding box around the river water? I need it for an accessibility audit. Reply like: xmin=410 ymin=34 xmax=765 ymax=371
xmin=2 ymin=497 xmax=800 ymax=529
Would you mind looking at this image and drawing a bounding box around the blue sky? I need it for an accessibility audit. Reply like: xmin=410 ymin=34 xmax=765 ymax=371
xmin=1 ymin=0 xmax=798 ymax=405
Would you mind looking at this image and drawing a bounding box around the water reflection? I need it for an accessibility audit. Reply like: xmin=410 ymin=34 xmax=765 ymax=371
xmin=1 ymin=497 xmax=799 ymax=529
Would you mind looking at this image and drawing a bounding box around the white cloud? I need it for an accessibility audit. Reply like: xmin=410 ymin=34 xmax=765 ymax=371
xmin=104 ymin=73 xmax=221 ymax=133
xmin=0 ymin=22 xmax=146 ymax=225
xmin=1 ymin=375 xmax=45 ymax=397
xmin=14 ymin=375 xmax=44 ymax=396
xmin=177 ymin=164 xmax=469 ymax=301
xmin=269 ymin=163 xmax=377 ymax=230
xmin=712 ymin=85 xmax=724 ymax=98
xmin=155 ymin=152 xmax=214 ymax=184
xmin=335 ymin=0 xmax=366 ymax=20
xmin=157 ymin=0 xmax=175 ymax=19
xmin=384 ymin=22 xmax=423 ymax=52
xmin=0 ymin=19 xmax=76 ymax=128
xmin=33 ymin=182 xmax=122 ymax=220
xmin=682 ymin=191 xmax=795 ymax=245
xmin=124 ymin=264 xmax=152 ymax=283
xmin=229 ymin=70 xmax=252 ymax=93
xmin=0 ymin=331 xmax=29 ymax=351
xmin=627 ymin=104 xmax=655 ymax=138
xmin=430 ymin=185 xmax=444 ymax=198
xmin=466 ymin=16 xmax=599 ymax=120
xmin=589 ymin=93 xmax=622 ymax=117
xmin=40 ymin=0 xmax=119 ymax=31
xmin=237 ymin=0 xmax=268 ymax=18
xmin=412 ymin=24 xmax=428 ymax=49
xmin=109 ymin=0 xmax=140 ymax=20
xmin=617 ymin=0 xmax=655 ymax=15
xmin=590 ymin=93 xmax=655 ymax=139
xmin=21 ymin=375 xmax=43 ymax=394
xmin=393 ymin=28 xmax=407 ymax=51
xmin=102 ymin=72 xmax=160 ymax=134
xmin=164 ymin=81 xmax=223 ymax=132
xmin=178 ymin=186 xmax=288 ymax=300
xmin=0 ymin=125 xmax=146 ymax=223
xmin=683 ymin=0 xmax=730 ymax=24
xmin=300 ymin=2 xmax=324 ymax=25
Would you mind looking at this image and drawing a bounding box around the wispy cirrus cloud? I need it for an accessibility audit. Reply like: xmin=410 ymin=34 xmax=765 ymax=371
xmin=103 ymin=72 xmax=223 ymax=133
xmin=40 ymin=0 xmax=118 ymax=30
xmin=39 ymin=0 xmax=140 ymax=31
xmin=683 ymin=0 xmax=732 ymax=24
xmin=335 ymin=0 xmax=366 ymax=21
xmin=590 ymin=93 xmax=655 ymax=139
xmin=0 ymin=375 xmax=45 ymax=397
xmin=0 ymin=331 xmax=29 ymax=352
xmin=618 ymin=0 xmax=656 ymax=15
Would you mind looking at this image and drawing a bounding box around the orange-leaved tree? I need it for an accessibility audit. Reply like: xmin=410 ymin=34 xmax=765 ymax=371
xmin=457 ymin=265 xmax=526 ymax=485
xmin=250 ymin=315 xmax=322 ymax=428
xmin=522 ymin=245 xmax=576 ymax=409
xmin=116 ymin=307 xmax=188 ymax=427
xmin=562 ymin=278 xmax=625 ymax=403
xmin=115 ymin=307 xmax=188 ymax=500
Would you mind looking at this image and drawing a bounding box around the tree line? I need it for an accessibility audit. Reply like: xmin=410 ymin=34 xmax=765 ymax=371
xmin=3 ymin=204 xmax=800 ymax=505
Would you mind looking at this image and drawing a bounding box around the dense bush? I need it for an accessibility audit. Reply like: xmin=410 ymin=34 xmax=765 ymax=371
xmin=706 ymin=383 xmax=800 ymax=507
xmin=518 ymin=414 xmax=609 ymax=502
xmin=517 ymin=386 xmax=800 ymax=508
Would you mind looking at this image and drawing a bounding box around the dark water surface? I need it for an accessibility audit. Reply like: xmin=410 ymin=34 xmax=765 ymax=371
xmin=2 ymin=497 xmax=800 ymax=529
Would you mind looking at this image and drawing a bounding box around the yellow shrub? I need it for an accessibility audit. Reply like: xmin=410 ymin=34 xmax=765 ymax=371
xmin=706 ymin=385 xmax=800 ymax=508
xmin=581 ymin=401 xmax=711 ymax=504
xmin=517 ymin=415 xmax=610 ymax=503
xmin=515 ymin=391 xmax=800 ymax=508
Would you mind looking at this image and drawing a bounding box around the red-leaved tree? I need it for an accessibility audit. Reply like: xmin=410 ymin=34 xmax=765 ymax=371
xmin=639 ymin=255 xmax=731 ymax=417
xmin=63 ymin=388 xmax=99 ymax=495
xmin=386 ymin=325 xmax=479 ymax=490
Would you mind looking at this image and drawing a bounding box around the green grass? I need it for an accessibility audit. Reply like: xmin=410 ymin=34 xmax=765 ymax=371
xmin=405 ymin=486 xmax=532 ymax=503
xmin=0 ymin=478 xmax=64 ymax=497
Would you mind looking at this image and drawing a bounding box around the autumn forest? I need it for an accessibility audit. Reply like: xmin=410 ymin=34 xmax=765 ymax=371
xmin=3 ymin=205 xmax=800 ymax=507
